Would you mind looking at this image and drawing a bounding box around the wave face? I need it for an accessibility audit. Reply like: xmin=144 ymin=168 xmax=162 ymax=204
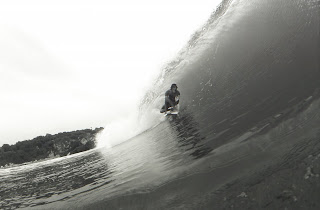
xmin=1 ymin=0 xmax=320 ymax=209
xmin=141 ymin=0 xmax=320 ymax=149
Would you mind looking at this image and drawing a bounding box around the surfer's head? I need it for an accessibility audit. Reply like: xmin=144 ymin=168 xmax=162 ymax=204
xmin=171 ymin=84 xmax=178 ymax=91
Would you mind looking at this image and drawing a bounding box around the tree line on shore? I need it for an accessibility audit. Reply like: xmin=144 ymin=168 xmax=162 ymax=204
xmin=0 ymin=127 xmax=104 ymax=167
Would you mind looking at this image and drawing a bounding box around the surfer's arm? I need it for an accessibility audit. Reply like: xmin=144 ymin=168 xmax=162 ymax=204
xmin=175 ymin=91 xmax=180 ymax=105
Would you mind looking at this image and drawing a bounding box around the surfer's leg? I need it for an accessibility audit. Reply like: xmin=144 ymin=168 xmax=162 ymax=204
xmin=160 ymin=105 xmax=166 ymax=113
xmin=165 ymin=101 xmax=171 ymax=111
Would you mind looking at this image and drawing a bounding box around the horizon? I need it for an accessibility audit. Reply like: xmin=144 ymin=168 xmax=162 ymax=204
xmin=0 ymin=0 xmax=222 ymax=146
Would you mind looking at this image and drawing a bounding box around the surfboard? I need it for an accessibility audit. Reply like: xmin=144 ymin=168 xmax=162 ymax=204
xmin=164 ymin=106 xmax=179 ymax=116
xmin=161 ymin=105 xmax=179 ymax=116
xmin=164 ymin=110 xmax=179 ymax=116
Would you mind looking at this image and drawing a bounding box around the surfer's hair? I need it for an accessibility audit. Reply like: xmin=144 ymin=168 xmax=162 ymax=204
xmin=171 ymin=84 xmax=178 ymax=89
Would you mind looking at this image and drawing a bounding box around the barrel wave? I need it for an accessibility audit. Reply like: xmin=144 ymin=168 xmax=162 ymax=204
xmin=1 ymin=0 xmax=320 ymax=209
xmin=141 ymin=0 xmax=320 ymax=150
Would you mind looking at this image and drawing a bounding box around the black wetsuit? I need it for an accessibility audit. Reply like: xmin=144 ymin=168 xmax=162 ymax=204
xmin=161 ymin=89 xmax=180 ymax=112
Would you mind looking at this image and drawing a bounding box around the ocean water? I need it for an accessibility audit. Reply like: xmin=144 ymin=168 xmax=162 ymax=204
xmin=1 ymin=0 xmax=320 ymax=209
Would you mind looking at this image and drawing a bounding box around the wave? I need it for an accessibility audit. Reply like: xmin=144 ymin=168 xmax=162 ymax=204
xmin=140 ymin=0 xmax=320 ymax=149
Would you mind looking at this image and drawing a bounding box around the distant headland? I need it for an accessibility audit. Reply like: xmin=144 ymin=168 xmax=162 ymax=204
xmin=0 ymin=127 xmax=104 ymax=168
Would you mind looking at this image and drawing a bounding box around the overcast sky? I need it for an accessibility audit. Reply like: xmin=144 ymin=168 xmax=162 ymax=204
xmin=0 ymin=0 xmax=221 ymax=146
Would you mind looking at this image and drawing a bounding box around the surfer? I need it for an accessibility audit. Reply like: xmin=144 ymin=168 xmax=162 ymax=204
xmin=160 ymin=84 xmax=180 ymax=113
